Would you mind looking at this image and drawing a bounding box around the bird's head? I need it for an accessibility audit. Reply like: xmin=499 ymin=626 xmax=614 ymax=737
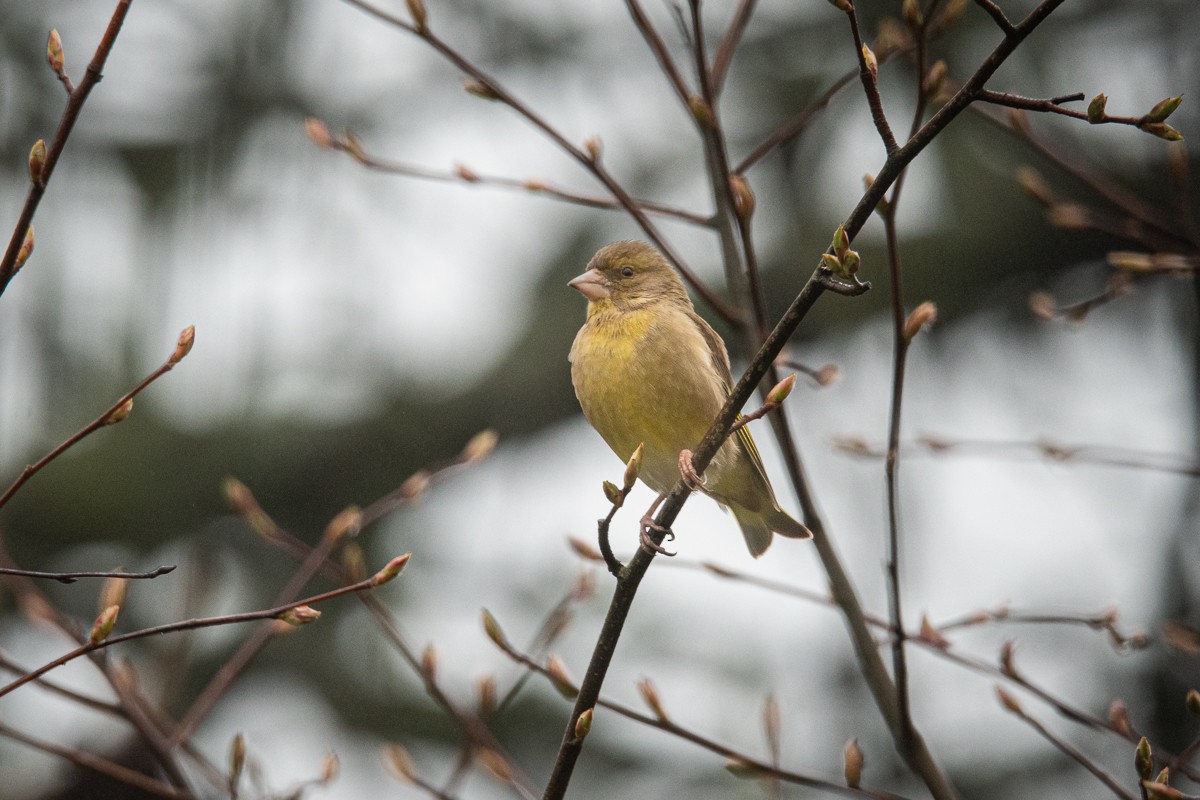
xmin=568 ymin=241 xmax=690 ymax=311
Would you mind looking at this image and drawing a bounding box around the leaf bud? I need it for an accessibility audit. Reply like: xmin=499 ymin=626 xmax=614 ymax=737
xmin=567 ymin=535 xmax=603 ymax=561
xmin=320 ymin=752 xmax=340 ymax=783
xmin=90 ymin=604 xmax=120 ymax=644
xmin=844 ymin=738 xmax=864 ymax=788
xmin=464 ymin=80 xmax=501 ymax=101
xmin=322 ymin=505 xmax=362 ymax=545
xmin=623 ymin=442 xmax=644 ymax=491
xmin=902 ymin=0 xmax=923 ymax=28
xmin=766 ymin=374 xmax=796 ymax=405
xmin=831 ymin=225 xmax=850 ymax=259
xmin=170 ymin=325 xmax=195 ymax=365
xmin=370 ymin=554 xmax=411 ymax=587
xmin=918 ymin=612 xmax=949 ymax=648
xmin=903 ymin=301 xmax=938 ymax=341
xmin=1146 ymin=95 xmax=1183 ymax=123
xmin=724 ymin=759 xmax=763 ymax=778
xmin=29 ymin=139 xmax=46 ymax=185
xmin=304 ymin=117 xmax=334 ymax=149
xmin=1087 ymin=93 xmax=1107 ymax=124
xmin=229 ymin=733 xmax=246 ymax=786
xmin=1141 ymin=122 xmax=1183 ymax=142
xmin=278 ymin=605 xmax=321 ymax=626
xmin=419 ymin=642 xmax=438 ymax=681
xmin=14 ymin=226 xmax=34 ymax=273
xmin=481 ymin=609 xmax=508 ymax=648
xmin=454 ymin=163 xmax=480 ymax=182
xmin=1015 ymin=166 xmax=1054 ymax=205
xmin=861 ymin=44 xmax=878 ymax=81
xmin=405 ymin=0 xmax=428 ymax=31
xmin=995 ymin=686 xmax=1022 ymax=714
xmin=602 ymin=479 xmax=623 ymax=506
xmin=47 ymin=29 xmax=65 ymax=75
xmin=638 ymin=677 xmax=668 ymax=722
xmin=99 ymin=576 xmax=128 ymax=612
xmin=547 ymin=655 xmax=578 ymax=699
xmin=476 ymin=673 xmax=498 ymax=717
xmin=574 ymin=707 xmax=593 ymax=740
xmin=383 ymin=744 xmax=417 ymax=783
xmin=923 ymin=60 xmax=947 ymax=96
xmin=460 ymin=429 xmax=499 ymax=463
xmin=688 ymin=95 xmax=714 ymax=128
xmin=1135 ymin=736 xmax=1153 ymax=780
xmin=584 ymin=137 xmax=603 ymax=162
xmin=105 ymin=398 xmax=134 ymax=426
xmin=729 ymin=173 xmax=755 ymax=220
xmin=1187 ymin=689 xmax=1200 ymax=717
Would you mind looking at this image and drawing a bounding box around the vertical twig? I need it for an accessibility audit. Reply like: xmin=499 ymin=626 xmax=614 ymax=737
xmin=0 ymin=0 xmax=135 ymax=298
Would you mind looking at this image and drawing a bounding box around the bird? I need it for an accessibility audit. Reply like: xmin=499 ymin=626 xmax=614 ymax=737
xmin=568 ymin=240 xmax=811 ymax=557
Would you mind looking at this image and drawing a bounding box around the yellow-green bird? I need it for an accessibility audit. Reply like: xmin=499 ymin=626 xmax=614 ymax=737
xmin=568 ymin=240 xmax=811 ymax=557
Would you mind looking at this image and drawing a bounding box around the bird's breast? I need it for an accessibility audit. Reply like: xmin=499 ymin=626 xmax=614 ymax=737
xmin=570 ymin=306 xmax=726 ymax=492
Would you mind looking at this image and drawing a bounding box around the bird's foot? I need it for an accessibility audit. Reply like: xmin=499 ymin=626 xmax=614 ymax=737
xmin=639 ymin=515 xmax=676 ymax=557
xmin=678 ymin=449 xmax=706 ymax=490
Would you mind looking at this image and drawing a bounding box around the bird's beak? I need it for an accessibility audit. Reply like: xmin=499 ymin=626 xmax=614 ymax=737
xmin=568 ymin=268 xmax=610 ymax=301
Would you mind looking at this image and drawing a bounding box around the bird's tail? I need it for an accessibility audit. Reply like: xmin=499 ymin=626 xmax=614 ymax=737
xmin=732 ymin=504 xmax=811 ymax=558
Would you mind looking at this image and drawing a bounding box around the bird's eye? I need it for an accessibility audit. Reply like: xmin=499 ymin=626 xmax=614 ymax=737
xmin=620 ymin=266 xmax=635 ymax=278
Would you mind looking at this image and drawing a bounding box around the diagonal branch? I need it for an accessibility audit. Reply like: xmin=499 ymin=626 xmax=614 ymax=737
xmin=0 ymin=0 xmax=135 ymax=299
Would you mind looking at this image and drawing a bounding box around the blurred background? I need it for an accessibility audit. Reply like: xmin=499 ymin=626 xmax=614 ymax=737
xmin=1 ymin=0 xmax=1198 ymax=798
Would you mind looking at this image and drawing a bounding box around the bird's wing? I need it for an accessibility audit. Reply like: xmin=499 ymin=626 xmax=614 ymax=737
xmin=685 ymin=309 xmax=774 ymax=492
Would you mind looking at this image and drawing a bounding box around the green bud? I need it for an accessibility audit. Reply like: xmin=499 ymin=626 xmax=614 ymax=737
xmin=481 ymin=609 xmax=508 ymax=648
xmin=1135 ymin=736 xmax=1152 ymax=780
xmin=1141 ymin=122 xmax=1183 ymax=142
xmin=1146 ymin=95 xmax=1183 ymax=123
xmin=574 ymin=707 xmax=593 ymax=740
xmin=1087 ymin=93 xmax=1107 ymax=124
xmin=602 ymin=480 xmax=622 ymax=506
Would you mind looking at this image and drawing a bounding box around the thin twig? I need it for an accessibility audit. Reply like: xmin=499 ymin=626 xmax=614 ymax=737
xmin=339 ymin=0 xmax=739 ymax=324
xmin=711 ymin=0 xmax=759 ymax=94
xmin=492 ymin=630 xmax=914 ymax=800
xmin=0 ymin=0 xmax=135 ymax=298
xmin=0 ymin=720 xmax=192 ymax=800
xmin=0 ymin=558 xmax=406 ymax=700
xmin=320 ymin=138 xmax=712 ymax=227
xmin=845 ymin=6 xmax=899 ymax=154
xmin=0 ymin=326 xmax=194 ymax=511
xmin=997 ymin=692 xmax=1137 ymax=800
xmin=0 ymin=565 xmax=175 ymax=583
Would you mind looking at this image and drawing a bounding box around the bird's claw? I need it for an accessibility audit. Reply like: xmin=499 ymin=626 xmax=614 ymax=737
xmin=639 ymin=515 xmax=676 ymax=557
xmin=678 ymin=449 xmax=706 ymax=490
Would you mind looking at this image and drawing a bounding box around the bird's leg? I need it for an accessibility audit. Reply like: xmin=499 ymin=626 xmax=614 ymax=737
xmin=639 ymin=493 xmax=676 ymax=557
xmin=678 ymin=449 xmax=706 ymax=490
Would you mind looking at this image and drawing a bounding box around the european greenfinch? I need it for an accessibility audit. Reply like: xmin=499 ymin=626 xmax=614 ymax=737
xmin=568 ymin=241 xmax=811 ymax=557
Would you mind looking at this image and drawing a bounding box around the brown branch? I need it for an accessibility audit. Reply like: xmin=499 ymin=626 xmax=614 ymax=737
xmin=974 ymin=88 xmax=1149 ymax=128
xmin=0 ymin=0 xmax=135 ymax=298
xmin=845 ymin=6 xmax=899 ymax=154
xmin=996 ymin=690 xmax=1137 ymax=800
xmin=711 ymin=0 xmax=758 ymax=94
xmin=490 ymin=627 xmax=914 ymax=800
xmin=0 ymin=564 xmax=175 ymax=583
xmin=973 ymin=0 xmax=1016 ymax=34
xmin=313 ymin=130 xmax=712 ymax=227
xmin=0 ymin=720 xmax=191 ymax=800
xmin=0 ymin=557 xmax=407 ymax=700
xmin=623 ymin=0 xmax=693 ymax=103
xmin=339 ymin=0 xmax=740 ymax=325
xmin=834 ymin=434 xmax=1200 ymax=479
xmin=0 ymin=325 xmax=195 ymax=512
